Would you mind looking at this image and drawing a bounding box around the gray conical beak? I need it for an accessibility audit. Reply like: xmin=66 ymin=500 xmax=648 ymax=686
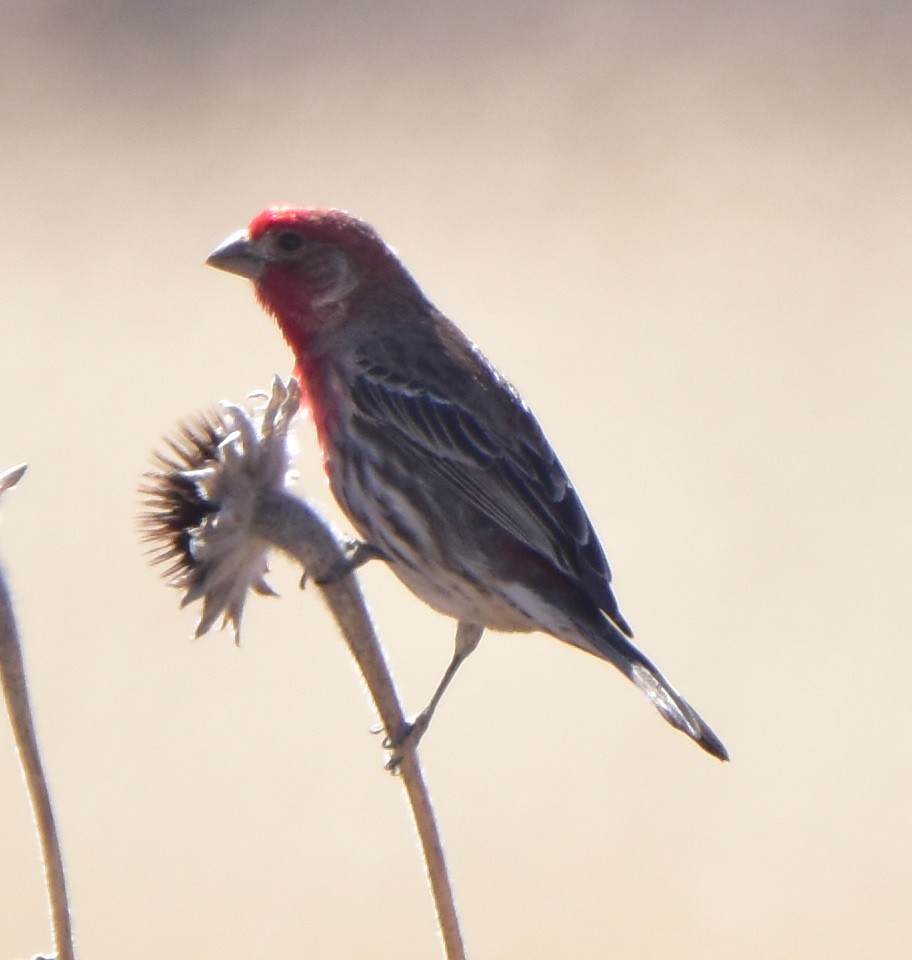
xmin=206 ymin=228 xmax=263 ymax=280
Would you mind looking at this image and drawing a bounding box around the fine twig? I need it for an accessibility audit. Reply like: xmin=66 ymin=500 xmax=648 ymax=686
xmin=0 ymin=464 xmax=76 ymax=960
xmin=253 ymin=486 xmax=467 ymax=960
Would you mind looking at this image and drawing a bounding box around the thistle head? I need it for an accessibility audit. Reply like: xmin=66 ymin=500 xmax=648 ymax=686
xmin=140 ymin=378 xmax=301 ymax=641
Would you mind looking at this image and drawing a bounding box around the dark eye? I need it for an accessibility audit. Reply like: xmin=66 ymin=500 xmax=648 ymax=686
xmin=276 ymin=230 xmax=304 ymax=253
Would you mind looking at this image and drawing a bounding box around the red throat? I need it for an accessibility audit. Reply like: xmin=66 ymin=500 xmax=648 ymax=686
xmin=252 ymin=275 xmax=323 ymax=432
xmin=290 ymin=356 xmax=336 ymax=473
xmin=255 ymin=286 xmax=335 ymax=474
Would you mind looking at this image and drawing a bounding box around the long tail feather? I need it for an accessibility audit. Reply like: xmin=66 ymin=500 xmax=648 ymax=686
xmin=592 ymin=618 xmax=729 ymax=761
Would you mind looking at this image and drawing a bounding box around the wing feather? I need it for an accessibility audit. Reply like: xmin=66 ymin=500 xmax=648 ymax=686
xmin=348 ymin=356 xmax=632 ymax=636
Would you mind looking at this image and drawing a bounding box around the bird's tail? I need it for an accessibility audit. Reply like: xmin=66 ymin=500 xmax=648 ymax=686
xmin=590 ymin=616 xmax=729 ymax=761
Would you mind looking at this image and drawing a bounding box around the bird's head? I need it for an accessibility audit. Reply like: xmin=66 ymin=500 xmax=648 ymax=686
xmin=206 ymin=207 xmax=402 ymax=338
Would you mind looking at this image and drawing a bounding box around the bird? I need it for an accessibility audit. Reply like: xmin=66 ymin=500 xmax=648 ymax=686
xmin=206 ymin=206 xmax=728 ymax=762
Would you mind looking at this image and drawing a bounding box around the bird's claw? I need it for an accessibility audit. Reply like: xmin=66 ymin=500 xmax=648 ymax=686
xmin=313 ymin=540 xmax=386 ymax=586
xmin=381 ymin=713 xmax=431 ymax=773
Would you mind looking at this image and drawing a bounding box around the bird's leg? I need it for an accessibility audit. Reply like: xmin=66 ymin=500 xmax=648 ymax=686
xmin=385 ymin=621 xmax=484 ymax=770
xmin=307 ymin=540 xmax=387 ymax=587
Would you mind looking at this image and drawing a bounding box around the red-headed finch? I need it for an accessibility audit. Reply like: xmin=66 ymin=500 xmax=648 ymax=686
xmin=207 ymin=207 xmax=728 ymax=761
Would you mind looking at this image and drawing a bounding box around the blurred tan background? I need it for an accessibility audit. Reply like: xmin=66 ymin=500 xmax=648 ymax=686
xmin=1 ymin=1 xmax=910 ymax=957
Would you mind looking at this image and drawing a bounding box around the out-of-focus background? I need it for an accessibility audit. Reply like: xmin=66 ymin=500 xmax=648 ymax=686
xmin=1 ymin=1 xmax=910 ymax=957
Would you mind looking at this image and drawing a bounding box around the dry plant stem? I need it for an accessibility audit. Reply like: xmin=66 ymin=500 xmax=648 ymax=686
xmin=0 ymin=563 xmax=76 ymax=960
xmin=254 ymin=488 xmax=467 ymax=960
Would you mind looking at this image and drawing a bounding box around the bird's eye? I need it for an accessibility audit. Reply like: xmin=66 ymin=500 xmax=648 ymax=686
xmin=276 ymin=230 xmax=304 ymax=253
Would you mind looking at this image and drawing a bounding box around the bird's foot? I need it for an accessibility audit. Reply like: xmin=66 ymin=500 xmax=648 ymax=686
xmin=374 ymin=713 xmax=431 ymax=774
xmin=306 ymin=540 xmax=386 ymax=587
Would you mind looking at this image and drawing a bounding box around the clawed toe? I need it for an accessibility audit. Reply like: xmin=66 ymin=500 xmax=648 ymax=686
xmin=313 ymin=540 xmax=386 ymax=585
xmin=381 ymin=714 xmax=431 ymax=772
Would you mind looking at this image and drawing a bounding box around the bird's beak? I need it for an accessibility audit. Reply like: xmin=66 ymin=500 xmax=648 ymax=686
xmin=205 ymin=228 xmax=264 ymax=280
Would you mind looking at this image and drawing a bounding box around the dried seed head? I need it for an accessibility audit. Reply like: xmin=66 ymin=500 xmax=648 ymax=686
xmin=140 ymin=377 xmax=301 ymax=640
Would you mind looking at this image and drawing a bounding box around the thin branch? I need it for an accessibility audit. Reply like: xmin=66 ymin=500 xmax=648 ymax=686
xmin=254 ymin=487 xmax=467 ymax=960
xmin=0 ymin=465 xmax=76 ymax=960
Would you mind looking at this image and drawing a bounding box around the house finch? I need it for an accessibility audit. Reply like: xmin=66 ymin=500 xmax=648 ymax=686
xmin=206 ymin=207 xmax=728 ymax=761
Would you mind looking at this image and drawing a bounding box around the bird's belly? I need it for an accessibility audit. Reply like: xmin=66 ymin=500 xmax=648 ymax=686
xmin=327 ymin=434 xmax=568 ymax=635
xmin=386 ymin=559 xmax=539 ymax=633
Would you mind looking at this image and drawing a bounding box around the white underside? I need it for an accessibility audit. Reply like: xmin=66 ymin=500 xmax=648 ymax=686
xmin=389 ymin=560 xmax=604 ymax=658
